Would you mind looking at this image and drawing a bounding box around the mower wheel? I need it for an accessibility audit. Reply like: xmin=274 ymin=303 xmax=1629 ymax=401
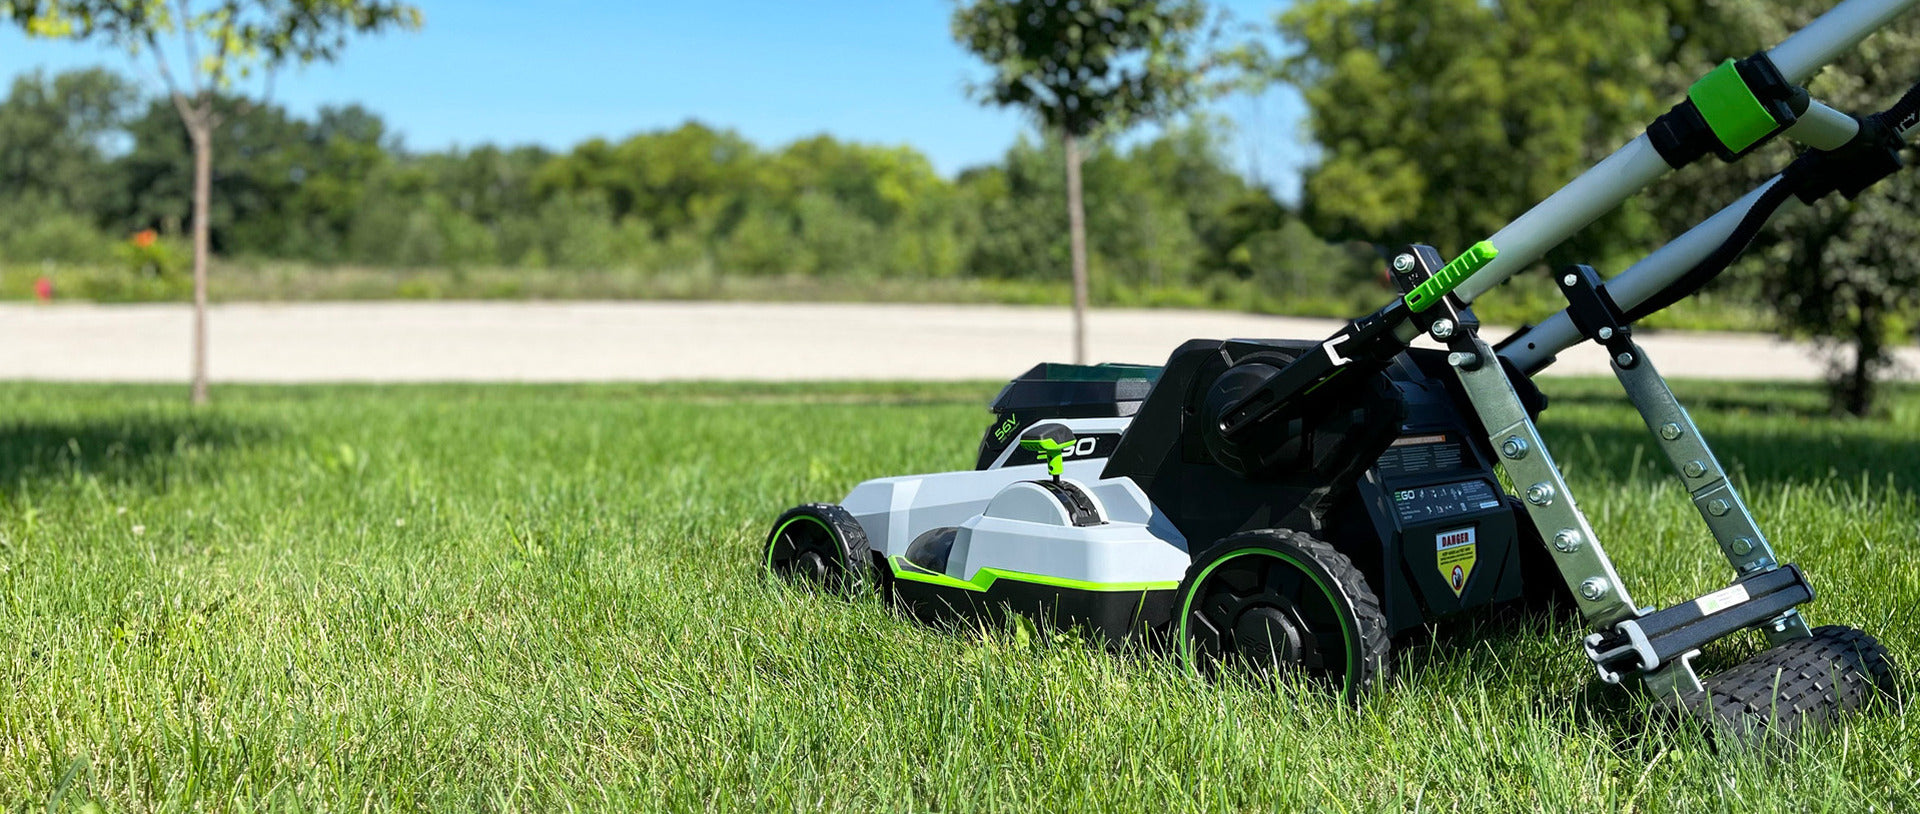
xmin=1671 ymin=624 xmax=1899 ymax=743
xmin=764 ymin=503 xmax=874 ymax=595
xmin=1175 ymin=529 xmax=1391 ymax=701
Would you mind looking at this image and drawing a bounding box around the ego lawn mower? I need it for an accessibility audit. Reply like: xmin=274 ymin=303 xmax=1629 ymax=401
xmin=765 ymin=0 xmax=1916 ymax=734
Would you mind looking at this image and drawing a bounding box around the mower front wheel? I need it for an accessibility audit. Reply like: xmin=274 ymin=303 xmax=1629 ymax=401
xmin=764 ymin=503 xmax=874 ymax=595
xmin=1175 ymin=529 xmax=1391 ymax=701
xmin=1670 ymin=624 xmax=1899 ymax=744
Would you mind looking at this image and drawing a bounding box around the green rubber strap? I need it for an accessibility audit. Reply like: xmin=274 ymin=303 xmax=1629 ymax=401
xmin=1404 ymin=241 xmax=1498 ymax=313
xmin=1689 ymin=59 xmax=1780 ymax=155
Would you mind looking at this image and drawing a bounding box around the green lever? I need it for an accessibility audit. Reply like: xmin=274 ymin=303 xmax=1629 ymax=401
xmin=1404 ymin=240 xmax=1498 ymax=313
xmin=1017 ymin=425 xmax=1076 ymax=482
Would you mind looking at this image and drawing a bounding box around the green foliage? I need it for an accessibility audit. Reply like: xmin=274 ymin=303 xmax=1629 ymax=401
xmin=1277 ymin=0 xmax=1920 ymax=414
xmin=951 ymin=0 xmax=1214 ymax=138
xmin=5 ymin=0 xmax=423 ymax=87
xmin=1278 ymin=0 xmax=1669 ymax=260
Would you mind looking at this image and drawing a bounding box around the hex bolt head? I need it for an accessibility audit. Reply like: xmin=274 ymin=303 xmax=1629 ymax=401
xmin=1597 ymin=326 xmax=1615 ymax=340
xmin=1730 ymin=537 xmax=1755 ymax=555
xmin=1707 ymin=499 xmax=1731 ymax=516
xmin=1393 ymin=253 xmax=1416 ymax=272
xmin=1553 ymin=529 xmax=1582 ymax=553
xmin=1430 ymin=318 xmax=1456 ymax=340
xmin=1525 ymin=482 xmax=1556 ymax=506
xmin=1579 ymin=577 xmax=1611 ymax=600
xmin=1562 ymin=273 xmax=1578 ymax=287
xmin=1500 ymin=436 xmax=1529 ymax=459
xmin=1659 ymin=423 xmax=1683 ymax=441
xmin=1683 ymin=460 xmax=1707 ymax=478
xmin=1615 ymin=352 xmax=1635 ymax=367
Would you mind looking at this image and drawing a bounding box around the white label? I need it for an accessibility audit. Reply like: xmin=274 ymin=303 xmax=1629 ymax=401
xmin=1436 ymin=526 xmax=1476 ymax=550
xmin=1694 ymin=584 xmax=1751 ymax=616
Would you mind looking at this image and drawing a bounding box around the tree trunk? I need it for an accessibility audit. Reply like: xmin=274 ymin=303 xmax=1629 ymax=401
xmin=1839 ymin=291 xmax=1882 ymax=418
xmin=1064 ymin=132 xmax=1089 ymax=365
xmin=189 ymin=114 xmax=212 ymax=406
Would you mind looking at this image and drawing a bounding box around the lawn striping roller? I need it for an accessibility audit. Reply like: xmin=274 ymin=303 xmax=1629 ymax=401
xmin=766 ymin=0 xmax=1916 ymax=735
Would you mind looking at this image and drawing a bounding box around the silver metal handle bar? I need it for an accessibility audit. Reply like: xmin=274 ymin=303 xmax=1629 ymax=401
xmin=1448 ymin=0 xmax=1919 ymax=306
xmin=1499 ymin=86 xmax=1920 ymax=372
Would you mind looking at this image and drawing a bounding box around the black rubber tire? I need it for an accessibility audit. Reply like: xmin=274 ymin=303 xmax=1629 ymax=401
xmin=1670 ymin=624 xmax=1899 ymax=743
xmin=764 ymin=503 xmax=874 ymax=595
xmin=1174 ymin=529 xmax=1392 ymax=701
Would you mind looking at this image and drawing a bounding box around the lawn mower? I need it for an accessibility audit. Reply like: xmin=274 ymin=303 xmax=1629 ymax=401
xmin=765 ymin=0 xmax=1915 ymax=733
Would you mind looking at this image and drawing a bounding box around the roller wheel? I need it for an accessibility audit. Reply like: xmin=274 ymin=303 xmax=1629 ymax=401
xmin=1671 ymin=624 xmax=1899 ymax=743
xmin=764 ymin=503 xmax=874 ymax=594
xmin=1175 ymin=529 xmax=1391 ymax=701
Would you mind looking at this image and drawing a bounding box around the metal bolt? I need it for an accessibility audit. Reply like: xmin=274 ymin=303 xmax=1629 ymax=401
xmin=1614 ymin=352 xmax=1635 ymax=367
xmin=1500 ymin=436 xmax=1529 ymax=459
xmin=1553 ymin=529 xmax=1583 ymax=553
xmin=1393 ymin=254 xmax=1416 ymax=272
xmin=1659 ymin=423 xmax=1683 ymax=441
xmin=1707 ymin=499 xmax=1731 ymax=516
xmin=1430 ymin=318 xmax=1456 ymax=340
xmin=1597 ymin=326 xmax=1614 ymax=340
xmin=1730 ymin=537 xmax=1754 ymax=555
xmin=1773 ymin=620 xmax=1789 ymax=633
xmin=1447 ymin=351 xmax=1481 ymax=369
xmin=1562 ymin=273 xmax=1578 ymax=287
xmin=1579 ymin=577 xmax=1611 ymax=600
xmin=1683 ymin=460 xmax=1707 ymax=478
xmin=1526 ymin=482 xmax=1556 ymax=506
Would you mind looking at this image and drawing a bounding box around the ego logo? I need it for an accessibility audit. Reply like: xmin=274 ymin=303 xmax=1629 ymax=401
xmin=1060 ymin=437 xmax=1099 ymax=458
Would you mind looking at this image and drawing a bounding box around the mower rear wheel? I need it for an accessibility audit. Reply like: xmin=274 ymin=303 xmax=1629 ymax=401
xmin=1670 ymin=624 xmax=1898 ymax=743
xmin=764 ymin=503 xmax=874 ymax=595
xmin=1175 ymin=529 xmax=1391 ymax=700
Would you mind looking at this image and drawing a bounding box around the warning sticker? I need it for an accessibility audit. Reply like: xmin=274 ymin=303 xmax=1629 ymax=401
xmin=1436 ymin=525 xmax=1477 ymax=597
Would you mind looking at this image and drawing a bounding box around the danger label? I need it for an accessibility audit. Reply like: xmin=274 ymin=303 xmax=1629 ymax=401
xmin=1436 ymin=526 xmax=1477 ymax=597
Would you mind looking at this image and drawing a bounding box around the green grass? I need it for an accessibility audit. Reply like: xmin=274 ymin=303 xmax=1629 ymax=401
xmin=1 ymin=379 xmax=1916 ymax=810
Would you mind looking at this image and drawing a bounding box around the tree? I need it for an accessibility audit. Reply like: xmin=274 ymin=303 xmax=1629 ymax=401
xmin=1277 ymin=0 xmax=1669 ymax=265
xmin=1745 ymin=3 xmax=1920 ymax=416
xmin=6 ymin=0 xmax=422 ymax=405
xmin=1276 ymin=0 xmax=1920 ymax=415
xmin=953 ymin=0 xmax=1217 ymax=364
xmin=0 ymin=67 xmax=138 ymax=215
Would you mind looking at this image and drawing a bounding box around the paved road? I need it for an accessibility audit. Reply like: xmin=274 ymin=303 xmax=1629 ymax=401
xmin=1 ymin=301 xmax=1911 ymax=382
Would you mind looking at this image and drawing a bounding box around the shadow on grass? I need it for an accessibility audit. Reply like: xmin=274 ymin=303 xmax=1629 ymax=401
xmin=0 ymin=413 xmax=272 ymax=494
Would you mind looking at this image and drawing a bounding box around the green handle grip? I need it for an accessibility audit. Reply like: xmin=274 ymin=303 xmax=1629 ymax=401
xmin=1404 ymin=240 xmax=1498 ymax=313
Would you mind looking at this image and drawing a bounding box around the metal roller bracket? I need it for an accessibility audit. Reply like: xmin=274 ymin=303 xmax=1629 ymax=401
xmin=1448 ymin=333 xmax=1640 ymax=629
xmin=1610 ymin=344 xmax=1814 ymax=647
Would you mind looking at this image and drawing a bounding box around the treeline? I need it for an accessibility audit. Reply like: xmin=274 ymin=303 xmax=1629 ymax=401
xmin=0 ymin=66 xmax=1378 ymax=307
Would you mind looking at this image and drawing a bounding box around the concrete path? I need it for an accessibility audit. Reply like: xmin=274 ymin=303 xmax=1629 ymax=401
xmin=1 ymin=301 xmax=1911 ymax=383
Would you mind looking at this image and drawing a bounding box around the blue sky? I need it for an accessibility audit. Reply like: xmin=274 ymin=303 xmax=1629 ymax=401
xmin=0 ymin=1 xmax=1309 ymax=195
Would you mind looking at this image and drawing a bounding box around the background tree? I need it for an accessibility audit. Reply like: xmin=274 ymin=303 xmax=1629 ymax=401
xmin=952 ymin=0 xmax=1217 ymax=363
xmin=1277 ymin=0 xmax=1920 ymax=415
xmin=6 ymin=0 xmax=422 ymax=405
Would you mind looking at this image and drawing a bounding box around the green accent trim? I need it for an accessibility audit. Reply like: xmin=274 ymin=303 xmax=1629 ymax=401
xmin=1174 ymin=546 xmax=1359 ymax=697
xmin=766 ymin=514 xmax=833 ymax=570
xmin=1688 ymin=59 xmax=1779 ymax=154
xmin=888 ymin=556 xmax=1178 ymax=593
xmin=1404 ymin=241 xmax=1498 ymax=313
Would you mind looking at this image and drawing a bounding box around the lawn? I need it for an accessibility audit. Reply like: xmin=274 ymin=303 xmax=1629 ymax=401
xmin=0 ymin=379 xmax=1915 ymax=810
